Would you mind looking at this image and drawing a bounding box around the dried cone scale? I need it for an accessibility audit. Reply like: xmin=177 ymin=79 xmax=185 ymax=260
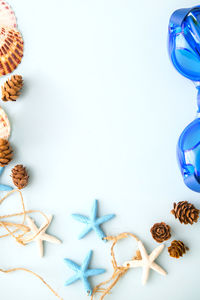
xmin=11 ymin=164 xmax=29 ymax=189
xmin=171 ymin=201 xmax=200 ymax=225
xmin=150 ymin=222 xmax=171 ymax=243
xmin=168 ymin=240 xmax=189 ymax=258
xmin=0 ymin=138 xmax=13 ymax=166
xmin=2 ymin=75 xmax=23 ymax=101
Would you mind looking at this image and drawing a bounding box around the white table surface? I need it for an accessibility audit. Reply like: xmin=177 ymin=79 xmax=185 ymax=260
xmin=0 ymin=0 xmax=200 ymax=299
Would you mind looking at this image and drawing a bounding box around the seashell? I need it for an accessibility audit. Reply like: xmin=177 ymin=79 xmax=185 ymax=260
xmin=0 ymin=106 xmax=10 ymax=139
xmin=0 ymin=26 xmax=23 ymax=76
xmin=0 ymin=1 xmax=17 ymax=28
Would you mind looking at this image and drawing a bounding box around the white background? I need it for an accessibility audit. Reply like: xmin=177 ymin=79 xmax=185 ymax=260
xmin=0 ymin=0 xmax=200 ymax=299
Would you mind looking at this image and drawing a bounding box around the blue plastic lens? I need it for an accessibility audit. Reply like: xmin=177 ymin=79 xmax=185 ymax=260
xmin=177 ymin=118 xmax=200 ymax=192
xmin=168 ymin=7 xmax=200 ymax=81
xmin=168 ymin=6 xmax=200 ymax=192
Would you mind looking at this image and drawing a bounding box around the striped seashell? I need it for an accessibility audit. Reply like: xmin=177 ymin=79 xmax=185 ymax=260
xmin=0 ymin=26 xmax=23 ymax=76
xmin=0 ymin=106 xmax=10 ymax=139
xmin=0 ymin=1 xmax=17 ymax=28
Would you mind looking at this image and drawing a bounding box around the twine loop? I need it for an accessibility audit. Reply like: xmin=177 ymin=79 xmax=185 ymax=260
xmin=0 ymin=189 xmax=63 ymax=299
xmin=91 ymin=232 xmax=141 ymax=300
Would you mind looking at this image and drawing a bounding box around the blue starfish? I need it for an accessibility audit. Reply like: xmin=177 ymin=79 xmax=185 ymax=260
xmin=64 ymin=250 xmax=105 ymax=295
xmin=72 ymin=199 xmax=115 ymax=242
xmin=0 ymin=166 xmax=13 ymax=191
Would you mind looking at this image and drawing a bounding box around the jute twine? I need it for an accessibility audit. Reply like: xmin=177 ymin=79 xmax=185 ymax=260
xmin=0 ymin=267 xmax=63 ymax=300
xmin=91 ymin=232 xmax=141 ymax=300
xmin=0 ymin=189 xmax=63 ymax=299
xmin=0 ymin=189 xmax=50 ymax=243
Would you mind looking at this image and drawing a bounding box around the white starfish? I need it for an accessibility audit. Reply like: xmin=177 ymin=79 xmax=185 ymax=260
xmin=123 ymin=240 xmax=167 ymax=285
xmin=24 ymin=215 xmax=62 ymax=257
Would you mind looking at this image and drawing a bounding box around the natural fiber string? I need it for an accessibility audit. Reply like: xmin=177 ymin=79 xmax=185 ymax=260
xmin=0 ymin=189 xmax=63 ymax=299
xmin=0 ymin=189 xmax=50 ymax=244
xmin=91 ymin=232 xmax=141 ymax=300
xmin=0 ymin=189 xmax=27 ymax=241
xmin=10 ymin=209 xmax=50 ymax=244
xmin=0 ymin=267 xmax=63 ymax=300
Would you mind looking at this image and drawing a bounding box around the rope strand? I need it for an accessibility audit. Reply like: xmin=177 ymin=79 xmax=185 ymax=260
xmin=0 ymin=189 xmax=50 ymax=244
xmin=91 ymin=232 xmax=141 ymax=300
xmin=0 ymin=267 xmax=63 ymax=300
xmin=0 ymin=189 xmax=63 ymax=299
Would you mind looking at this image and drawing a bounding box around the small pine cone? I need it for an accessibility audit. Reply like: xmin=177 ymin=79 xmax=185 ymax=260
xmin=168 ymin=240 xmax=189 ymax=258
xmin=171 ymin=201 xmax=199 ymax=225
xmin=1 ymin=75 xmax=23 ymax=102
xmin=11 ymin=165 xmax=29 ymax=189
xmin=150 ymin=222 xmax=171 ymax=243
xmin=0 ymin=139 xmax=13 ymax=166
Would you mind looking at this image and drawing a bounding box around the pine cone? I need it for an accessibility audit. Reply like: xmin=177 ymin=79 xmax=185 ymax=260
xmin=168 ymin=240 xmax=189 ymax=258
xmin=1 ymin=75 xmax=23 ymax=102
xmin=11 ymin=164 xmax=29 ymax=189
xmin=150 ymin=222 xmax=171 ymax=243
xmin=0 ymin=139 xmax=13 ymax=166
xmin=171 ymin=201 xmax=199 ymax=225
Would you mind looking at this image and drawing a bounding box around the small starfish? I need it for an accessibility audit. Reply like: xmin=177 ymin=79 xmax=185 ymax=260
xmin=123 ymin=240 xmax=167 ymax=285
xmin=0 ymin=166 xmax=12 ymax=191
xmin=72 ymin=199 xmax=115 ymax=242
xmin=22 ymin=215 xmax=62 ymax=257
xmin=64 ymin=250 xmax=105 ymax=295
